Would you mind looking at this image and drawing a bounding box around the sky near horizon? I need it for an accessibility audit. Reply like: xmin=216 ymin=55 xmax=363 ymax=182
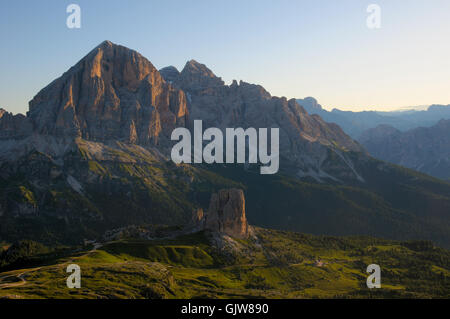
xmin=1 ymin=0 xmax=450 ymax=115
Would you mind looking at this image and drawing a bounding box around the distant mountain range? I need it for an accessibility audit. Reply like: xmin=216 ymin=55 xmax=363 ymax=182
xmin=359 ymin=120 xmax=450 ymax=180
xmin=297 ymin=97 xmax=450 ymax=139
xmin=1 ymin=41 xmax=450 ymax=248
xmin=297 ymin=97 xmax=450 ymax=181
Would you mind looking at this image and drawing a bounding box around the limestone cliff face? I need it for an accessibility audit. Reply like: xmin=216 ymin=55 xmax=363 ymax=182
xmin=0 ymin=41 xmax=367 ymax=183
xmin=203 ymin=189 xmax=249 ymax=239
xmin=27 ymin=41 xmax=188 ymax=146
xmin=161 ymin=60 xmax=366 ymax=182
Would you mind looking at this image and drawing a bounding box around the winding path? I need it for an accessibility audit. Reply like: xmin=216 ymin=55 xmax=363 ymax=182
xmin=0 ymin=268 xmax=42 ymax=289
xmin=0 ymin=242 xmax=102 ymax=290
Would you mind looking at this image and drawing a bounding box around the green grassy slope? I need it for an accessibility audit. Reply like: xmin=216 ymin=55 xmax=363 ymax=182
xmin=0 ymin=229 xmax=448 ymax=299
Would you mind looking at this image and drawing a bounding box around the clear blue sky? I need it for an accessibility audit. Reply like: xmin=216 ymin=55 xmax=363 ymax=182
xmin=1 ymin=0 xmax=450 ymax=114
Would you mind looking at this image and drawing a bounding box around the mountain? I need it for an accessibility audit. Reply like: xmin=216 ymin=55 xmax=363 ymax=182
xmin=28 ymin=41 xmax=188 ymax=146
xmin=359 ymin=120 xmax=450 ymax=180
xmin=161 ymin=62 xmax=367 ymax=182
xmin=1 ymin=41 xmax=450 ymax=247
xmin=7 ymin=41 xmax=365 ymax=183
xmin=297 ymin=97 xmax=450 ymax=139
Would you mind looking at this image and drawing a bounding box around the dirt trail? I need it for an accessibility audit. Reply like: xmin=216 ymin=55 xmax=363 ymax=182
xmin=0 ymin=242 xmax=102 ymax=290
xmin=0 ymin=275 xmax=26 ymax=289
xmin=0 ymin=267 xmax=42 ymax=289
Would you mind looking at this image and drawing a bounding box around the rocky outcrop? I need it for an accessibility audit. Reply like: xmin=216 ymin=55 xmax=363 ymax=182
xmin=159 ymin=66 xmax=181 ymax=84
xmin=27 ymin=41 xmax=188 ymax=146
xmin=202 ymin=189 xmax=249 ymax=239
xmin=188 ymin=208 xmax=204 ymax=231
xmin=0 ymin=109 xmax=33 ymax=139
xmin=188 ymin=189 xmax=250 ymax=239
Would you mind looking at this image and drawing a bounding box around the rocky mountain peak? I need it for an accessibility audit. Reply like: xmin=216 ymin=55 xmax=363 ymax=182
xmin=98 ymin=40 xmax=114 ymax=48
xmin=182 ymin=59 xmax=215 ymax=76
xmin=1 ymin=42 xmax=367 ymax=182
xmin=297 ymin=97 xmax=323 ymax=112
xmin=159 ymin=66 xmax=180 ymax=83
xmin=159 ymin=57 xmax=366 ymax=181
xmin=26 ymin=40 xmax=188 ymax=145
xmin=176 ymin=59 xmax=225 ymax=91
xmin=70 ymin=40 xmax=158 ymax=90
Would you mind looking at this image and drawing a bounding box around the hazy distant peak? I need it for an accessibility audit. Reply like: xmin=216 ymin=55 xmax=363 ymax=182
xmin=360 ymin=124 xmax=400 ymax=140
xmin=296 ymin=97 xmax=323 ymax=112
xmin=428 ymin=104 xmax=450 ymax=111
xmin=304 ymin=97 xmax=322 ymax=108
xmin=437 ymin=118 xmax=450 ymax=126
xmin=360 ymin=119 xmax=450 ymax=180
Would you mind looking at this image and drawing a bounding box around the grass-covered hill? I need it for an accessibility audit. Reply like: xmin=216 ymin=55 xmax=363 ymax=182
xmin=0 ymin=229 xmax=449 ymax=299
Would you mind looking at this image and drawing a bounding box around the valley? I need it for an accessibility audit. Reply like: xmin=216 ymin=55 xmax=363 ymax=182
xmin=0 ymin=40 xmax=449 ymax=300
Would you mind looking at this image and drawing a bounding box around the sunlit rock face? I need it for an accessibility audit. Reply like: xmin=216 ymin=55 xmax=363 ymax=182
xmin=27 ymin=41 xmax=188 ymax=146
xmin=1 ymin=40 xmax=367 ymax=183
xmin=204 ymin=189 xmax=249 ymax=239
